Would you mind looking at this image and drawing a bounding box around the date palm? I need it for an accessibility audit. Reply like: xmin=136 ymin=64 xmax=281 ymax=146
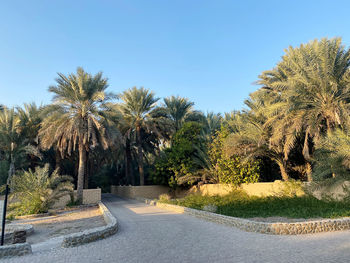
xmin=39 ymin=67 xmax=116 ymax=203
xmin=258 ymin=38 xmax=350 ymax=180
xmin=225 ymin=92 xmax=290 ymax=181
xmin=0 ymin=108 xmax=40 ymax=181
xmin=118 ymin=87 xmax=160 ymax=185
xmin=162 ymin=96 xmax=196 ymax=132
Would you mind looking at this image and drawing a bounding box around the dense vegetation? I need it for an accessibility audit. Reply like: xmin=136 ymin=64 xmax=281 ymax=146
xmin=2 ymin=37 xmax=350 ymax=202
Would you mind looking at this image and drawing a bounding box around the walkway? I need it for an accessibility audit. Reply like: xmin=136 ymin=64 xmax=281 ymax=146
xmin=3 ymin=194 xmax=350 ymax=262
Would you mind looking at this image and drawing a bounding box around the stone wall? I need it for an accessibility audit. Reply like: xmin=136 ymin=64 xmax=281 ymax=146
xmin=61 ymin=202 xmax=118 ymax=247
xmin=111 ymin=185 xmax=172 ymax=199
xmin=53 ymin=188 xmax=101 ymax=208
xmin=142 ymin=198 xmax=350 ymax=235
xmin=0 ymin=243 xmax=32 ymax=259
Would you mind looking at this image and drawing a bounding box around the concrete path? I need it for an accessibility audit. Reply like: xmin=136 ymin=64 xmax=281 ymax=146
xmin=3 ymin=194 xmax=350 ymax=262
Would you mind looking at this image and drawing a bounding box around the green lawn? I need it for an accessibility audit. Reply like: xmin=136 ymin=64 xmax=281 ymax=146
xmin=161 ymin=191 xmax=350 ymax=219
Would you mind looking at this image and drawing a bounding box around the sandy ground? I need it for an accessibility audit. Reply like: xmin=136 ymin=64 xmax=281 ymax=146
xmin=13 ymin=206 xmax=106 ymax=244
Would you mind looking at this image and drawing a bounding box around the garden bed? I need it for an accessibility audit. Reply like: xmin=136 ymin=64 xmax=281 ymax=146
xmin=11 ymin=205 xmax=106 ymax=244
xmin=160 ymin=191 xmax=350 ymax=220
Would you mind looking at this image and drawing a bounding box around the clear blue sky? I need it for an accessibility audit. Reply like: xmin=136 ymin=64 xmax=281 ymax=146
xmin=1 ymin=0 xmax=350 ymax=113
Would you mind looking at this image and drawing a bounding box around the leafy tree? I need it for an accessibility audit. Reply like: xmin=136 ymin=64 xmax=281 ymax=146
xmin=209 ymin=126 xmax=260 ymax=185
xmin=39 ymin=67 xmax=116 ymax=203
xmin=153 ymin=122 xmax=206 ymax=187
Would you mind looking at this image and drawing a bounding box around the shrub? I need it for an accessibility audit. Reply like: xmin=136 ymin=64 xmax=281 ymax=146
xmin=209 ymin=126 xmax=260 ymax=185
xmin=8 ymin=164 xmax=74 ymax=216
xmin=152 ymin=122 xmax=205 ymax=188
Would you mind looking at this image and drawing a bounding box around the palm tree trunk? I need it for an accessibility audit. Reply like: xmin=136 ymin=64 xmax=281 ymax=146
xmin=77 ymin=143 xmax=86 ymax=204
xmin=276 ymin=160 xmax=289 ymax=181
xmin=55 ymin=151 xmax=61 ymax=171
xmin=7 ymin=160 xmax=15 ymax=184
xmin=84 ymin=151 xmax=89 ymax=189
xmin=125 ymin=138 xmax=133 ymax=185
xmin=305 ymin=162 xmax=312 ymax=182
xmin=136 ymin=126 xmax=144 ymax=186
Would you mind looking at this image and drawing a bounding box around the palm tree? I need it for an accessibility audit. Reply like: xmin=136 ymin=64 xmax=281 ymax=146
xmin=258 ymin=38 xmax=350 ymax=181
xmin=118 ymin=87 xmax=160 ymax=186
xmin=312 ymin=129 xmax=350 ymax=180
xmin=225 ymin=92 xmax=290 ymax=181
xmin=162 ymin=96 xmax=196 ymax=132
xmin=17 ymin=103 xmax=43 ymax=169
xmin=39 ymin=67 xmax=116 ymax=203
xmin=0 ymin=108 xmax=21 ymax=180
xmin=17 ymin=103 xmax=43 ymax=144
xmin=10 ymin=164 xmax=74 ymax=214
xmin=0 ymin=108 xmax=39 ymax=181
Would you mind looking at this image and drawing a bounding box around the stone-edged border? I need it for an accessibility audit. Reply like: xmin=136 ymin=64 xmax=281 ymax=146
xmin=138 ymin=198 xmax=350 ymax=235
xmin=61 ymin=201 xmax=118 ymax=247
xmin=0 ymin=243 xmax=32 ymax=259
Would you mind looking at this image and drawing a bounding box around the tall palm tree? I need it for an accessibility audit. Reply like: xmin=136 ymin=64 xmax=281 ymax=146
xmin=162 ymin=96 xmax=196 ymax=132
xmin=258 ymin=38 xmax=350 ymax=181
xmin=39 ymin=67 xmax=116 ymax=203
xmin=118 ymin=87 xmax=160 ymax=186
xmin=17 ymin=103 xmax=43 ymax=144
xmin=0 ymin=108 xmax=34 ymax=181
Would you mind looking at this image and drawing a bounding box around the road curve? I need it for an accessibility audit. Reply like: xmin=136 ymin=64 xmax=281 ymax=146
xmin=3 ymin=194 xmax=350 ymax=263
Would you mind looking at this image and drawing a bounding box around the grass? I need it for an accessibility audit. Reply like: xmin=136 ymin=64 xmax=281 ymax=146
xmin=161 ymin=190 xmax=350 ymax=219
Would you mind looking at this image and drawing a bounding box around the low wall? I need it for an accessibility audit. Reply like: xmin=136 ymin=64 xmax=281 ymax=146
xmin=61 ymin=202 xmax=118 ymax=247
xmin=188 ymin=181 xmax=305 ymax=197
xmin=111 ymin=185 xmax=172 ymax=200
xmin=142 ymin=198 xmax=350 ymax=235
xmin=111 ymin=180 xmax=350 ymax=201
xmin=0 ymin=243 xmax=32 ymax=259
xmin=53 ymin=188 xmax=101 ymax=208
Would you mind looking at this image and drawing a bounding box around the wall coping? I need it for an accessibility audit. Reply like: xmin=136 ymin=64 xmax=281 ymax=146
xmin=137 ymin=197 xmax=350 ymax=235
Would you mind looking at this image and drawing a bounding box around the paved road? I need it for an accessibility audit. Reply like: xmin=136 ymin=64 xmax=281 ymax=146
xmin=4 ymin=194 xmax=350 ymax=262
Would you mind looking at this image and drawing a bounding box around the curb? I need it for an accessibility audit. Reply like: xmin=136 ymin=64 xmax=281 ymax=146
xmin=61 ymin=202 xmax=118 ymax=247
xmin=0 ymin=243 xmax=32 ymax=259
xmin=137 ymin=197 xmax=350 ymax=235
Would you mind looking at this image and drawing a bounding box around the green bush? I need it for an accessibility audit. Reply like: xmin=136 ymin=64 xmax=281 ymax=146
xmin=152 ymin=122 xmax=205 ymax=188
xmin=8 ymin=164 xmax=74 ymax=216
xmin=209 ymin=126 xmax=260 ymax=185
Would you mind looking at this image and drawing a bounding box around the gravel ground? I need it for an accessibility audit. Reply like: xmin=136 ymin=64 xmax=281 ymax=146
xmin=3 ymin=194 xmax=350 ymax=263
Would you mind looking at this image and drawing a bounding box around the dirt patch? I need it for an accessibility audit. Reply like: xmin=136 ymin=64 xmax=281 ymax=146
xmin=13 ymin=206 xmax=106 ymax=244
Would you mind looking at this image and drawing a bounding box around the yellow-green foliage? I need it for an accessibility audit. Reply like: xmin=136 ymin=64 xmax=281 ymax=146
xmin=209 ymin=126 xmax=260 ymax=185
xmin=8 ymin=164 xmax=74 ymax=216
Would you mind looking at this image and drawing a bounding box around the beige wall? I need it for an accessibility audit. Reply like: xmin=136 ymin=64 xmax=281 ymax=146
xmin=53 ymin=188 xmax=101 ymax=208
xmin=111 ymin=181 xmax=350 ymax=201
xmin=111 ymin=181 xmax=306 ymax=199
xmin=187 ymin=181 xmax=305 ymax=197
xmin=111 ymin=185 xmax=172 ymax=199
